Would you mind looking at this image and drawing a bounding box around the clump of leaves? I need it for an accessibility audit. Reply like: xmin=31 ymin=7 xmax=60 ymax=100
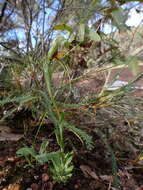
xmin=16 ymin=141 xmax=74 ymax=183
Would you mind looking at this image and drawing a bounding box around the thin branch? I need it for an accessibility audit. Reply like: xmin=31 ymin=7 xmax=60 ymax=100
xmin=0 ymin=0 xmax=8 ymax=23
xmin=0 ymin=42 xmax=21 ymax=56
xmin=42 ymin=0 xmax=46 ymax=54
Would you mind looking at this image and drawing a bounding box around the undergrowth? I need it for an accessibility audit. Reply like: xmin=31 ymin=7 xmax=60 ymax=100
xmin=0 ymin=23 xmax=143 ymax=187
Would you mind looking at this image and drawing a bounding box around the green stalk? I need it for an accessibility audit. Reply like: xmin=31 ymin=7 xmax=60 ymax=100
xmin=43 ymin=58 xmax=64 ymax=152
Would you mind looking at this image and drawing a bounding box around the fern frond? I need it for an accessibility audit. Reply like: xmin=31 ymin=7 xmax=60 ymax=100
xmin=0 ymin=94 xmax=36 ymax=106
xmin=64 ymin=122 xmax=93 ymax=150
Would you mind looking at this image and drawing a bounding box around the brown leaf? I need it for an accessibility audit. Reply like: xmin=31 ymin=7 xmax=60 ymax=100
xmin=42 ymin=173 xmax=49 ymax=182
xmin=7 ymin=157 xmax=18 ymax=162
xmin=136 ymin=186 xmax=143 ymax=190
xmin=3 ymin=184 xmax=21 ymax=190
xmin=100 ymin=175 xmax=112 ymax=182
xmin=0 ymin=125 xmax=23 ymax=141
xmin=80 ymin=165 xmax=99 ymax=180
xmin=31 ymin=183 xmax=39 ymax=190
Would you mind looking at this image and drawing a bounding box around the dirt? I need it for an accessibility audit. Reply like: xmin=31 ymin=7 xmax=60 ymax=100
xmin=52 ymin=65 xmax=143 ymax=98
xmin=0 ymin=128 xmax=109 ymax=190
xmin=1 ymin=66 xmax=143 ymax=190
xmin=1 ymin=108 xmax=143 ymax=190
xmin=110 ymin=65 xmax=143 ymax=86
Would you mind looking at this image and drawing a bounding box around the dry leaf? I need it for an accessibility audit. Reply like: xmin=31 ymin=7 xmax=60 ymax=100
xmin=80 ymin=165 xmax=99 ymax=180
xmin=3 ymin=184 xmax=21 ymax=190
xmin=0 ymin=125 xmax=23 ymax=141
xmin=136 ymin=186 xmax=143 ymax=190
xmin=100 ymin=175 xmax=112 ymax=182
xmin=42 ymin=173 xmax=49 ymax=182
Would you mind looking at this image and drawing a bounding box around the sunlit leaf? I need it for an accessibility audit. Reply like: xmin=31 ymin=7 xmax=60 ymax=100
xmin=68 ymin=33 xmax=76 ymax=43
xmin=129 ymin=61 xmax=139 ymax=76
xmin=127 ymin=56 xmax=139 ymax=76
xmin=53 ymin=52 xmax=65 ymax=59
xmin=78 ymin=23 xmax=85 ymax=42
xmin=53 ymin=24 xmax=72 ymax=32
xmin=139 ymin=156 xmax=143 ymax=161
xmin=111 ymin=8 xmax=127 ymax=30
xmin=88 ymin=30 xmax=101 ymax=42
xmin=48 ymin=36 xmax=65 ymax=60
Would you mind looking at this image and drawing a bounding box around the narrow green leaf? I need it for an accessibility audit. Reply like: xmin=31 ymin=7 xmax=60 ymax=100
xmin=0 ymin=95 xmax=36 ymax=106
xmin=39 ymin=141 xmax=49 ymax=154
xmin=78 ymin=23 xmax=85 ymax=42
xmin=53 ymin=24 xmax=72 ymax=32
xmin=91 ymin=0 xmax=99 ymax=6
xmin=64 ymin=152 xmax=73 ymax=168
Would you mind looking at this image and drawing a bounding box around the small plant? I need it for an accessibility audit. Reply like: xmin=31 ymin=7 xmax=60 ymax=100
xmin=16 ymin=141 xmax=73 ymax=183
xmin=48 ymin=151 xmax=74 ymax=183
xmin=1 ymin=22 xmax=141 ymax=186
xmin=16 ymin=146 xmax=37 ymax=168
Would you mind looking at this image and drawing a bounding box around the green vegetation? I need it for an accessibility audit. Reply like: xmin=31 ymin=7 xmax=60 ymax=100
xmin=0 ymin=0 xmax=143 ymax=188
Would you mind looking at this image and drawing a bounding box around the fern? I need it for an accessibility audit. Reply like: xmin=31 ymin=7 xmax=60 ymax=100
xmin=64 ymin=122 xmax=93 ymax=150
xmin=0 ymin=94 xmax=36 ymax=106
